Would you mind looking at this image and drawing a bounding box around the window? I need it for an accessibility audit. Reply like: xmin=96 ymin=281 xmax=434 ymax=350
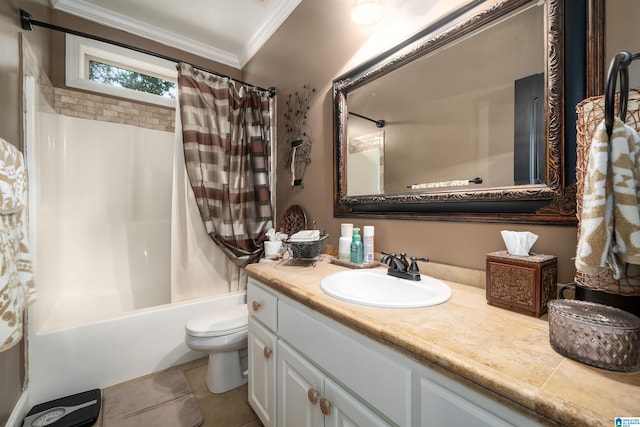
xmin=66 ymin=34 xmax=177 ymax=107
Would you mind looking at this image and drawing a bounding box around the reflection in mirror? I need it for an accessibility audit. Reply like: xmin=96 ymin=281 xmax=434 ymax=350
xmin=334 ymin=0 xmax=579 ymax=223
xmin=347 ymin=129 xmax=385 ymax=195
xmin=347 ymin=2 xmax=544 ymax=194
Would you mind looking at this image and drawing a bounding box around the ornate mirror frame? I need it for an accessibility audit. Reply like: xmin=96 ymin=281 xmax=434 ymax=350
xmin=333 ymin=0 xmax=583 ymax=224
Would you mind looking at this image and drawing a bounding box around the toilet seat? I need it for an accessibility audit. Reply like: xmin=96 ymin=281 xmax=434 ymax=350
xmin=186 ymin=304 xmax=248 ymax=337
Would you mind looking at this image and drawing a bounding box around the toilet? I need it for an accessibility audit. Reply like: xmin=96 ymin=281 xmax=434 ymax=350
xmin=185 ymin=304 xmax=249 ymax=394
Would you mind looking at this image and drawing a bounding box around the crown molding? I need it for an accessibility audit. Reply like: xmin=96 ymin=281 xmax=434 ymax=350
xmin=238 ymin=0 xmax=301 ymax=67
xmin=51 ymin=0 xmax=241 ymax=68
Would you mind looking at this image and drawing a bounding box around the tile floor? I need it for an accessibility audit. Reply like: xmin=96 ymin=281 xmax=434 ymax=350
xmin=95 ymin=357 xmax=262 ymax=427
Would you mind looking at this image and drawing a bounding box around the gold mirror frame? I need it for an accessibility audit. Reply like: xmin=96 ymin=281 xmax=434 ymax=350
xmin=333 ymin=0 xmax=580 ymax=224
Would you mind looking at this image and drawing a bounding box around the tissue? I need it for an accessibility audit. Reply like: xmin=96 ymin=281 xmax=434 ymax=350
xmin=501 ymin=230 xmax=538 ymax=256
xmin=265 ymin=228 xmax=287 ymax=242
xmin=264 ymin=228 xmax=287 ymax=258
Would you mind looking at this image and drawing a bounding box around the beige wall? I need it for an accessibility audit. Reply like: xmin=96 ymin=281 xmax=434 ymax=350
xmin=606 ymin=0 xmax=640 ymax=88
xmin=243 ymin=0 xmax=578 ymax=284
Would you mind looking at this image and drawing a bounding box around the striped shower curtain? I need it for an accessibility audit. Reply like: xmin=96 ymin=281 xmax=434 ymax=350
xmin=177 ymin=63 xmax=273 ymax=267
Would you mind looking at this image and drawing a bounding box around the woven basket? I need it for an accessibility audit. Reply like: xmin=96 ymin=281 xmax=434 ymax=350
xmin=575 ymin=89 xmax=640 ymax=295
xmin=284 ymin=234 xmax=328 ymax=260
xmin=548 ymin=299 xmax=640 ymax=372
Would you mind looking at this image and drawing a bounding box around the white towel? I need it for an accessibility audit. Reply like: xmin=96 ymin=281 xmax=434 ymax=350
xmin=288 ymin=230 xmax=320 ymax=242
xmin=0 ymin=138 xmax=35 ymax=352
xmin=576 ymin=118 xmax=640 ymax=279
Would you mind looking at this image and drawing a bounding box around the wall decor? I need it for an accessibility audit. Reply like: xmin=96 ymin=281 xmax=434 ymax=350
xmin=284 ymin=84 xmax=315 ymax=187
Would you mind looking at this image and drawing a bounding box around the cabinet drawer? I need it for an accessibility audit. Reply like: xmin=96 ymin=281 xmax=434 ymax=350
xmin=278 ymin=300 xmax=412 ymax=426
xmin=247 ymin=279 xmax=278 ymax=331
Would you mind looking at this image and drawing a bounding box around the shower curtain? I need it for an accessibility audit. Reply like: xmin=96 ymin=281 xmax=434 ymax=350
xmin=171 ymin=97 xmax=242 ymax=302
xmin=172 ymin=63 xmax=273 ymax=301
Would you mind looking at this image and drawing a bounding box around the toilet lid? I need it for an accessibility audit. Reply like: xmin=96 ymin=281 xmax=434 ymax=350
xmin=186 ymin=304 xmax=248 ymax=337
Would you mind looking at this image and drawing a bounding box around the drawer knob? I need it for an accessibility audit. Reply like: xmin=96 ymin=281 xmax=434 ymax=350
xmin=307 ymin=388 xmax=319 ymax=405
xmin=320 ymin=397 xmax=332 ymax=415
xmin=252 ymin=301 xmax=261 ymax=312
xmin=263 ymin=345 xmax=272 ymax=359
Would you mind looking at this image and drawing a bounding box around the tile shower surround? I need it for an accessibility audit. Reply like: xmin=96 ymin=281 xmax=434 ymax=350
xmin=54 ymin=88 xmax=176 ymax=133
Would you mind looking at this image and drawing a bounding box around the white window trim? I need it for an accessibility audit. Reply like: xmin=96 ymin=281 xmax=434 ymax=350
xmin=65 ymin=34 xmax=177 ymax=108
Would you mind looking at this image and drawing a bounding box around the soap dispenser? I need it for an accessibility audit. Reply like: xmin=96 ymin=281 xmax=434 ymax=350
xmin=350 ymin=228 xmax=363 ymax=264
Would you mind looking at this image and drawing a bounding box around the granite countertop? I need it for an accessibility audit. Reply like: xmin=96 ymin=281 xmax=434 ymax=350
xmin=246 ymin=257 xmax=640 ymax=427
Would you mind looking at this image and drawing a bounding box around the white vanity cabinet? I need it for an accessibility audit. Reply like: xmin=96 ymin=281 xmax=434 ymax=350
xmin=248 ymin=279 xmax=400 ymax=427
xmin=415 ymin=367 xmax=541 ymax=427
xmin=248 ymin=316 xmax=277 ymax=426
xmin=248 ymin=282 xmax=278 ymax=427
xmin=278 ymin=335 xmax=392 ymax=427
xmin=247 ymin=278 xmax=542 ymax=427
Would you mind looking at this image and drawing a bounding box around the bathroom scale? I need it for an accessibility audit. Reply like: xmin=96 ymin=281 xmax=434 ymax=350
xmin=22 ymin=389 xmax=101 ymax=427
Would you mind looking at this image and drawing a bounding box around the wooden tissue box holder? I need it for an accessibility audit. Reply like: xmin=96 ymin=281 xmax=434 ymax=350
xmin=486 ymin=251 xmax=557 ymax=317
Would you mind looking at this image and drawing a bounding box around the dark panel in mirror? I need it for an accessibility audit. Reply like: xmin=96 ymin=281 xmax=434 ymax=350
xmin=333 ymin=0 xmax=582 ymax=224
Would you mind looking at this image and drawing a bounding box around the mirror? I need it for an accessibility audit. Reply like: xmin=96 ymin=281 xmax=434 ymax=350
xmin=333 ymin=0 xmax=580 ymax=223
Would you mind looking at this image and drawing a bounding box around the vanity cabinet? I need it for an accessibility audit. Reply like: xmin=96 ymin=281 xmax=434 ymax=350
xmin=416 ymin=370 xmax=536 ymax=426
xmin=278 ymin=340 xmax=389 ymax=426
xmin=248 ymin=282 xmax=278 ymax=426
xmin=247 ymin=278 xmax=542 ymax=427
xmin=248 ymin=316 xmax=277 ymax=426
xmin=248 ymin=279 xmax=395 ymax=427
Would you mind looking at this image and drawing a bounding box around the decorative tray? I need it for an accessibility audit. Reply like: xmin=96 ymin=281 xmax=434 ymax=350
xmin=279 ymin=205 xmax=307 ymax=236
xmin=330 ymin=257 xmax=381 ymax=269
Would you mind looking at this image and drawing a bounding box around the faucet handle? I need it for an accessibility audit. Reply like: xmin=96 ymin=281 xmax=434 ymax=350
xmin=380 ymin=251 xmax=396 ymax=264
xmin=408 ymin=256 xmax=429 ymax=274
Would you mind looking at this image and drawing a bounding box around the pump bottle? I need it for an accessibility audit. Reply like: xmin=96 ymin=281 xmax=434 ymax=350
xmin=350 ymin=228 xmax=363 ymax=264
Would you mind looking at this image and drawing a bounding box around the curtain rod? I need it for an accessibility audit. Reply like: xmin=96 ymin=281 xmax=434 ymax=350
xmin=348 ymin=111 xmax=385 ymax=128
xmin=19 ymin=9 xmax=277 ymax=98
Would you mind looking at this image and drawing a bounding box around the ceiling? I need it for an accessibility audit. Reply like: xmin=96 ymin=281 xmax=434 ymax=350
xmin=50 ymin=0 xmax=303 ymax=69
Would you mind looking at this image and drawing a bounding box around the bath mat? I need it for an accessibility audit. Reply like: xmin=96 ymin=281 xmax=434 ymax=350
xmin=102 ymin=370 xmax=204 ymax=427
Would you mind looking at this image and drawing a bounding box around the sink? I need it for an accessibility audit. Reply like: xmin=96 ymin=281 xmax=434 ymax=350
xmin=320 ymin=269 xmax=451 ymax=308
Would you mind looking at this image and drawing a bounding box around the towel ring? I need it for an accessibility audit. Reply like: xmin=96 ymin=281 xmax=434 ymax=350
xmin=605 ymin=51 xmax=633 ymax=137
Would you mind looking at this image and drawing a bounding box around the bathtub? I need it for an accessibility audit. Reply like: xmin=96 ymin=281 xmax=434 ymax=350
xmin=28 ymin=291 xmax=246 ymax=406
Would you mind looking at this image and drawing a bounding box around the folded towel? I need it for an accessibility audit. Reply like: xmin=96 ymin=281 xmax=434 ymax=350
xmin=288 ymin=230 xmax=320 ymax=242
xmin=576 ymin=117 xmax=640 ymax=279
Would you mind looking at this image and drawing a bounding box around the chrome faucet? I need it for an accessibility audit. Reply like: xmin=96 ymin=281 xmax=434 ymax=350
xmin=380 ymin=252 xmax=428 ymax=281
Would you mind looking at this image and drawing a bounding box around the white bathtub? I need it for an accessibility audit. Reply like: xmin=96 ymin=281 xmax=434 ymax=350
xmin=28 ymin=291 xmax=246 ymax=406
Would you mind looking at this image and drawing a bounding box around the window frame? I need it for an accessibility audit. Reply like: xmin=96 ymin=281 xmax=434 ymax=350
xmin=65 ymin=34 xmax=177 ymax=108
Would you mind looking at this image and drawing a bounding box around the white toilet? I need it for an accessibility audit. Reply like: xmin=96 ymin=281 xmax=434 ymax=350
xmin=185 ymin=304 xmax=249 ymax=394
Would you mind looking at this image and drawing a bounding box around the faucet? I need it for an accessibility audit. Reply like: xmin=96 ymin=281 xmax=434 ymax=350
xmin=380 ymin=252 xmax=428 ymax=281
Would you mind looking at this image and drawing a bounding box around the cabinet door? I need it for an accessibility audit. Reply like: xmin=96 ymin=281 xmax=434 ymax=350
xmin=324 ymin=378 xmax=391 ymax=427
xmin=419 ymin=376 xmax=516 ymax=427
xmin=248 ymin=317 xmax=277 ymax=427
xmin=277 ymin=340 xmax=324 ymax=427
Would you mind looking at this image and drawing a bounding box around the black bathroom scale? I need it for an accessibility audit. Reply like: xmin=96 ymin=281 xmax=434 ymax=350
xmin=22 ymin=389 xmax=101 ymax=427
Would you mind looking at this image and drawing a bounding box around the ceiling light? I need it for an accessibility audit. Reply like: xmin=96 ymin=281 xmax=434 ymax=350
xmin=351 ymin=0 xmax=383 ymax=25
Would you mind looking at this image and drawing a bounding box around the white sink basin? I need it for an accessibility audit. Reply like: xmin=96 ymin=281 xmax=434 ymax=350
xmin=320 ymin=269 xmax=451 ymax=308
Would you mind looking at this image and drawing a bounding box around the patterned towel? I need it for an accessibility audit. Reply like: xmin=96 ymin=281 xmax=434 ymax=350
xmin=576 ymin=118 xmax=640 ymax=279
xmin=0 ymin=138 xmax=35 ymax=352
